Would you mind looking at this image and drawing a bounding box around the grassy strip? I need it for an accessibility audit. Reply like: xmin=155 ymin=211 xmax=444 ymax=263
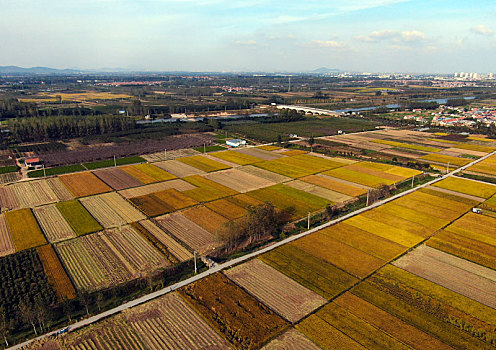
xmin=193 ymin=145 xmax=226 ymax=153
xmin=56 ymin=200 xmax=103 ymax=235
xmin=0 ymin=165 xmax=19 ymax=174
xmin=28 ymin=164 xmax=85 ymax=178
xmin=83 ymin=156 xmax=145 ymax=170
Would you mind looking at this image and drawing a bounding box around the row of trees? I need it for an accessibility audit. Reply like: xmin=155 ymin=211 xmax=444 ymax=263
xmin=7 ymin=115 xmax=136 ymax=142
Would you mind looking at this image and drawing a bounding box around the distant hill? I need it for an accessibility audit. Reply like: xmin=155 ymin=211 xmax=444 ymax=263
xmin=0 ymin=66 xmax=81 ymax=74
xmin=311 ymin=67 xmax=342 ymax=74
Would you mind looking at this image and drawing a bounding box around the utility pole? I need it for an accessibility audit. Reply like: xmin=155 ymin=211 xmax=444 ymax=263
xmin=366 ymin=189 xmax=370 ymax=206
xmin=203 ymin=143 xmax=206 ymax=153
xmin=43 ymin=164 xmax=46 ymax=177
xmin=307 ymin=212 xmax=310 ymax=229
xmin=288 ymin=76 xmax=291 ymax=92
xmin=194 ymin=251 xmax=198 ymax=274
xmin=411 ymin=175 xmax=415 ymax=188
xmin=447 ymin=162 xmax=450 ymax=174
xmin=113 ymin=155 xmax=117 ymax=167
xmin=164 ymin=149 xmax=167 ymax=161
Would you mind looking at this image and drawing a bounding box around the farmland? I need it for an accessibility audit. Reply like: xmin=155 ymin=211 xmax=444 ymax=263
xmin=204 ymin=167 xmax=276 ymax=193
xmin=33 ymin=205 xmax=76 ymax=242
xmin=181 ymin=205 xmax=229 ymax=233
xmin=37 ymin=244 xmax=76 ymax=301
xmin=465 ymin=154 xmax=496 ymax=177
xmin=254 ymin=154 xmax=347 ymax=178
xmin=120 ymin=163 xmax=176 ymax=184
xmin=153 ymin=159 xmax=206 ymax=177
xmin=300 ymin=174 xmax=367 ymax=196
xmin=118 ymin=178 xmax=195 ymax=198
xmin=58 ymin=172 xmax=112 ymax=198
xmin=177 ymin=154 xmax=231 ymax=172
xmin=211 ymin=150 xmax=263 ymax=165
xmin=0 ymin=179 xmax=61 ymax=210
xmin=5 ymin=208 xmax=46 ymax=251
xmin=433 ymin=176 xmax=496 ymax=198
xmin=93 ymin=167 xmax=143 ymax=190
xmin=183 ymin=175 xmax=239 ymax=202
xmin=129 ymin=188 xmax=198 ymax=217
xmin=225 ymin=259 xmax=326 ymax=322
xmin=205 ymin=198 xmax=247 ymax=220
xmin=57 ymin=200 xmax=103 ymax=236
xmin=0 ymin=214 xmax=14 ymax=257
xmin=179 ymin=273 xmax=288 ymax=350
xmin=261 ymin=329 xmax=320 ymax=350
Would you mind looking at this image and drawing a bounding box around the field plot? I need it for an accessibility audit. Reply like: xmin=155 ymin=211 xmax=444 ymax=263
xmin=33 ymin=205 xmax=76 ymax=242
xmin=333 ymin=293 xmax=452 ymax=350
xmin=247 ymin=184 xmax=331 ymax=216
xmin=254 ymin=154 xmax=346 ymax=178
xmin=59 ymin=172 xmax=112 ymax=197
xmin=0 ymin=214 xmax=14 ymax=257
xmin=121 ymin=163 xmax=176 ymax=184
xmin=123 ymin=292 xmax=232 ymax=350
xmin=261 ymin=329 xmax=320 ymax=350
xmin=466 ymin=154 xmax=496 ymax=177
xmin=176 ymin=155 xmax=231 ymax=172
xmin=393 ymin=245 xmax=496 ymax=308
xmin=279 ymin=149 xmax=307 ymax=156
xmin=204 ymin=167 xmax=275 ymax=193
xmin=300 ymin=174 xmax=367 ymax=196
xmin=257 ymin=145 xmax=281 ymax=151
xmin=345 ymin=163 xmax=405 ymax=182
xmin=99 ymin=192 xmax=145 ymax=223
xmin=419 ymin=153 xmax=471 ymax=166
xmin=356 ymin=265 xmax=496 ymax=349
xmin=46 ymin=177 xmax=74 ymax=201
xmin=153 ymin=188 xmax=198 ymax=210
xmin=323 ymin=166 xmax=396 ymax=188
xmin=93 ymin=167 xmax=143 ymax=190
xmin=0 ymin=172 xmax=21 ymax=185
xmin=153 ymin=159 xmax=206 ymax=177
xmin=227 ymin=193 xmax=264 ymax=209
xmin=80 ymin=195 xmax=128 ymax=228
xmin=37 ymin=244 xmax=76 ymax=300
xmin=260 ymin=244 xmax=358 ymax=299
xmin=0 ymin=179 xmax=60 ymax=210
xmin=56 ymin=200 xmax=103 ymax=236
xmin=237 ymin=147 xmax=284 ymax=160
xmin=286 ymin=180 xmax=352 ymax=203
xmin=118 ymin=179 xmax=195 ymax=198
xmin=57 ymin=226 xmax=168 ymax=291
xmin=0 ymin=186 xmax=23 ymax=210
xmin=433 ymin=176 xmax=496 ymax=198
xmin=5 ymin=208 xmax=47 ymax=251
xmin=155 ymin=212 xmax=219 ymax=254
xmin=239 ymin=165 xmax=290 ymax=183
xmin=225 ymin=259 xmax=326 ymax=322
xmin=292 ymin=231 xmax=384 ymax=278
xmin=296 ymin=314 xmax=366 ymax=350
xmin=179 ymin=273 xmax=288 ymax=350
xmin=371 ymin=138 xmax=442 ymax=152
xmin=183 ymin=175 xmax=238 ymax=202
xmin=136 ymin=220 xmax=192 ymax=261
xmin=211 ymin=150 xmax=263 ymax=165
xmin=181 ymin=205 xmax=229 ymax=233
xmin=142 ymin=147 xmax=200 ymax=162
xmin=130 ymin=188 xmax=198 ymax=217
xmin=205 ymin=198 xmax=247 ymax=220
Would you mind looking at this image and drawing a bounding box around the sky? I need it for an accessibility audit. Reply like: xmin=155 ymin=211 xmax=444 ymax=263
xmin=1 ymin=0 xmax=495 ymax=73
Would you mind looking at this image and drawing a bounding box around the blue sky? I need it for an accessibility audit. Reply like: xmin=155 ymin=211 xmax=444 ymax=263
xmin=1 ymin=0 xmax=495 ymax=72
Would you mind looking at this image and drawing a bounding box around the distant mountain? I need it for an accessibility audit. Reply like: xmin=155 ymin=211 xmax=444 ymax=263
xmin=311 ymin=67 xmax=342 ymax=74
xmin=0 ymin=66 xmax=81 ymax=75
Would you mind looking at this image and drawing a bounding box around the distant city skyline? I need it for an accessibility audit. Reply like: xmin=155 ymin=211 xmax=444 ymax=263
xmin=1 ymin=0 xmax=495 ymax=73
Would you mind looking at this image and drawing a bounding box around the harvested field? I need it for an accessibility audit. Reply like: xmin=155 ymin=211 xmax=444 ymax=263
xmin=121 ymin=163 xmax=176 ymax=184
xmin=261 ymin=329 xmax=320 ymax=350
xmin=205 ymin=198 xmax=247 ymax=220
xmin=153 ymin=188 xmax=198 ymax=210
xmin=153 ymin=159 xmax=206 ymax=177
xmin=142 ymin=147 xmax=200 ymax=162
xmin=129 ymin=194 xmax=173 ymax=217
xmin=183 ymin=175 xmax=238 ymax=202
xmin=118 ymin=179 xmax=195 ymax=198
xmin=373 ymin=202 xmax=449 ymax=231
xmin=59 ymin=172 xmax=112 ymax=198
xmin=0 ymin=214 xmax=14 ymax=257
xmin=300 ymin=174 xmax=366 ymax=196
xmin=422 ymin=186 xmax=484 ymax=203
xmin=182 ymin=205 xmax=229 ymax=233
xmin=286 ymin=180 xmax=351 ymax=203
xmin=434 ymin=176 xmax=496 ymax=199
xmin=33 ymin=205 xmax=76 ymax=242
xmin=292 ymin=231 xmax=384 ymax=278
xmin=296 ymin=314 xmax=366 ymax=350
xmin=279 ymin=149 xmax=307 ymax=156
xmin=257 ymin=145 xmax=281 ymax=151
xmin=392 ymin=195 xmax=466 ymax=221
xmin=176 ymin=155 xmax=231 ymax=172
xmin=335 ymin=292 xmax=452 ymax=350
xmin=93 ymin=167 xmax=143 ymax=190
xmin=254 ymin=154 xmax=345 ymax=178
xmin=360 ymin=208 xmax=434 ymax=238
xmin=226 ymin=259 xmax=326 ymax=322
xmin=46 ymin=177 xmax=74 ymax=201
xmin=371 ymin=139 xmax=441 ymax=152
xmin=204 ymin=168 xmax=275 ymax=193
xmin=137 ymin=220 xmax=192 ymax=261
xmin=99 ymin=192 xmax=145 ymax=223
xmin=56 ymin=200 xmax=103 ymax=236
xmin=322 ymin=223 xmax=407 ymax=261
xmin=453 ymin=142 xmax=496 ymax=153
xmin=125 ymin=292 xmax=231 ymax=350
xmin=80 ymin=195 xmax=127 ymax=228
xmin=211 ymin=150 xmax=263 ymax=165
xmin=56 ymin=226 xmax=168 ymax=291
xmin=237 ymin=147 xmax=283 ymax=160
xmin=0 ymin=179 xmax=60 ymax=210
xmin=444 ymin=212 xmax=496 ymax=244
xmin=178 ymin=273 xmax=288 ymax=350
xmin=5 ymin=208 xmax=47 ymax=251
xmin=345 ymin=215 xmax=424 ymax=247
xmin=466 ymin=154 xmax=496 ymax=176
xmin=393 ymin=245 xmax=496 ymax=308
xmin=346 ymin=163 xmax=404 ymax=182
xmin=37 ymin=244 xmax=76 ymax=300
xmin=239 ymin=165 xmax=290 ymax=183
xmin=155 ymin=212 xmax=220 ymax=254
xmin=323 ymin=167 xmax=395 ymax=188
xmin=0 ymin=172 xmax=21 ymax=185
xmin=226 ymin=193 xmax=264 ymax=209
xmin=260 ymin=244 xmax=358 ymax=299
xmin=420 ymin=153 xmax=471 ymax=166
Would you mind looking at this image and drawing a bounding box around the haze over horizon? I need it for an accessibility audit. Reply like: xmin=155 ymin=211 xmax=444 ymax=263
xmin=2 ymin=0 xmax=495 ymax=73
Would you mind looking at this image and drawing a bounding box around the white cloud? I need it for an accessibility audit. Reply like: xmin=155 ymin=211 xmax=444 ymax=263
xmin=471 ymin=25 xmax=494 ymax=36
xmin=356 ymin=29 xmax=397 ymax=42
xmin=233 ymin=39 xmax=257 ymax=45
xmin=401 ymin=30 xmax=425 ymax=42
xmin=311 ymin=40 xmax=346 ymax=48
xmin=357 ymin=29 xmax=426 ymax=44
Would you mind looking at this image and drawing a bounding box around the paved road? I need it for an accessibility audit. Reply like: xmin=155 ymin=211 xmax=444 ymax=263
xmin=10 ymin=149 xmax=496 ymax=350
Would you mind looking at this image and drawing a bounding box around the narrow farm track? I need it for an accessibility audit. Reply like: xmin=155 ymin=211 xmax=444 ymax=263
xmin=10 ymin=149 xmax=496 ymax=350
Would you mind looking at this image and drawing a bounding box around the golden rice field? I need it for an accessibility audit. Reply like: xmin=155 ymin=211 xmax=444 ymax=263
xmin=205 ymin=198 xmax=247 ymax=220
xmin=433 ymin=176 xmax=496 ymax=199
xmin=176 ymin=155 xmax=231 ymax=172
xmin=465 ymin=154 xmax=496 ymax=177
xmin=254 ymin=154 xmax=346 ymax=178
xmin=37 ymin=244 xmax=76 ymax=301
xmin=371 ymin=139 xmax=442 ymax=152
xmin=120 ymin=163 xmax=176 ymax=184
xmin=300 ymin=174 xmax=367 ymax=197
xmin=118 ymin=179 xmax=195 ymax=198
xmin=261 ymin=329 xmax=320 ymax=350
xmin=5 ymin=208 xmax=47 ymax=251
xmin=211 ymin=150 xmax=263 ymax=165
xmin=419 ymin=153 xmax=471 ymax=166
xmin=59 ymin=172 xmax=112 ymax=198
xmin=182 ymin=175 xmax=239 ymax=202
xmin=182 ymin=205 xmax=229 ymax=234
xmin=323 ymin=166 xmax=395 ymax=188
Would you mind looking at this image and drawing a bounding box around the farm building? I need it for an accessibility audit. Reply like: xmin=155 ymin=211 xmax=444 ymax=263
xmin=226 ymin=139 xmax=247 ymax=147
xmin=25 ymin=158 xmax=43 ymax=167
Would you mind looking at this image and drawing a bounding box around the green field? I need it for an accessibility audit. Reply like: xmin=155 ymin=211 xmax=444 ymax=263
xmin=83 ymin=156 xmax=145 ymax=170
xmin=56 ymin=200 xmax=103 ymax=236
xmin=193 ymin=145 xmax=226 ymax=153
xmin=0 ymin=165 xmax=19 ymax=174
xmin=28 ymin=164 xmax=86 ymax=178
